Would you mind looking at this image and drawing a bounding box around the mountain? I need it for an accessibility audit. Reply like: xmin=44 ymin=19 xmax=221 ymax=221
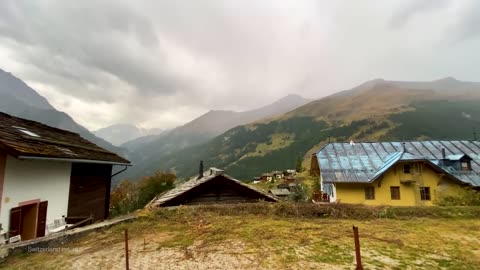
xmin=120 ymin=94 xmax=312 ymax=180
xmin=132 ymin=77 xmax=480 ymax=180
xmin=93 ymin=124 xmax=164 ymax=146
xmin=0 ymin=68 xmax=124 ymax=155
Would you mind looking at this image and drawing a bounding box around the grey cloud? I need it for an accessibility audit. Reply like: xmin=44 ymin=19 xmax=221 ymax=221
xmin=389 ymin=0 xmax=450 ymax=29
xmin=0 ymin=0 xmax=479 ymax=130
xmin=447 ymin=1 xmax=480 ymax=43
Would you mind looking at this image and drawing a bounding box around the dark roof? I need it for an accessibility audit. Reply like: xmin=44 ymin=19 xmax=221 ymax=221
xmin=148 ymin=168 xmax=277 ymax=207
xmin=316 ymin=141 xmax=480 ymax=187
xmin=0 ymin=112 xmax=130 ymax=165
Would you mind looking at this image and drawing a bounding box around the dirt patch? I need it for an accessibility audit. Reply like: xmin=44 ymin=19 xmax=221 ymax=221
xmin=70 ymin=240 xmax=264 ymax=270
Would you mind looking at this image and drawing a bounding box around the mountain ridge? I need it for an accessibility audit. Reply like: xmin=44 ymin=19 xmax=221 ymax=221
xmin=120 ymin=94 xmax=313 ymax=181
xmin=0 ymin=68 xmax=124 ymax=155
xmin=124 ymin=77 xmax=480 ymax=181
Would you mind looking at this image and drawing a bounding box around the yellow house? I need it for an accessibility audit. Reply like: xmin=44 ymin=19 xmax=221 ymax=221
xmin=311 ymin=141 xmax=480 ymax=206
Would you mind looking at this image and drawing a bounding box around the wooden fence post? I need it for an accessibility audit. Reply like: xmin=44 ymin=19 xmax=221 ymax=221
xmin=353 ymin=226 xmax=363 ymax=270
xmin=125 ymin=229 xmax=129 ymax=270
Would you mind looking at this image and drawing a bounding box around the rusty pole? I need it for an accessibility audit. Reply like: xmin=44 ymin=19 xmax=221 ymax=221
xmin=353 ymin=226 xmax=363 ymax=270
xmin=125 ymin=229 xmax=129 ymax=270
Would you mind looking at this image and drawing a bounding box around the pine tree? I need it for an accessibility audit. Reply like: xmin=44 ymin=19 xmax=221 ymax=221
xmin=198 ymin=160 xmax=204 ymax=179
xmin=295 ymin=157 xmax=303 ymax=173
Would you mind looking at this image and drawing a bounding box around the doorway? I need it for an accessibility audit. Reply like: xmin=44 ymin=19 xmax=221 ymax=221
xmin=9 ymin=201 xmax=48 ymax=241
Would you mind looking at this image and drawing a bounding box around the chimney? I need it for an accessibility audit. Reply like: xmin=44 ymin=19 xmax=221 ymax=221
xmin=441 ymin=148 xmax=446 ymax=159
xmin=197 ymin=160 xmax=204 ymax=179
xmin=402 ymin=142 xmax=406 ymax=152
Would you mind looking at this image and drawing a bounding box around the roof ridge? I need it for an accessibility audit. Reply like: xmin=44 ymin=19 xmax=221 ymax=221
xmin=0 ymin=112 xmax=80 ymax=136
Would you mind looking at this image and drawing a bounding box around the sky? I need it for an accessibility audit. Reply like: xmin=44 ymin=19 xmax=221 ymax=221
xmin=1 ymin=0 xmax=480 ymax=130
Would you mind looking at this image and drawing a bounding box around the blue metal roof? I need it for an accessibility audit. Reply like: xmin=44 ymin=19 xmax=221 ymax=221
xmin=317 ymin=141 xmax=480 ymax=187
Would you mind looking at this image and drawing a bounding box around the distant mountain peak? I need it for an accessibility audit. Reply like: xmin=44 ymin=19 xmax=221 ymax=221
xmin=434 ymin=76 xmax=458 ymax=82
xmin=94 ymin=124 xmax=163 ymax=146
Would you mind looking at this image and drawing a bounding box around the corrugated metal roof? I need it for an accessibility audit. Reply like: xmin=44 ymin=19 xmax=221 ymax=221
xmin=147 ymin=168 xmax=278 ymax=207
xmin=317 ymin=141 xmax=480 ymax=187
xmin=446 ymin=154 xmax=468 ymax=161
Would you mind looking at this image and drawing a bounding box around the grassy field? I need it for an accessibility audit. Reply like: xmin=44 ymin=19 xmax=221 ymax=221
xmin=1 ymin=204 xmax=480 ymax=270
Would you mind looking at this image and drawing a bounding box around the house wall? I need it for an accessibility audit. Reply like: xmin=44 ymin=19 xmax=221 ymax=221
xmin=334 ymin=162 xmax=460 ymax=206
xmin=0 ymin=156 xmax=71 ymax=230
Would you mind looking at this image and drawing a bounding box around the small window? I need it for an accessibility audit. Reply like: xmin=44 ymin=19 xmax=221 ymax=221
xmin=461 ymin=162 xmax=470 ymax=171
xmin=14 ymin=126 xmax=40 ymax=137
xmin=390 ymin=186 xmax=400 ymax=200
xmin=419 ymin=187 xmax=431 ymax=201
xmin=403 ymin=164 xmax=411 ymax=174
xmin=364 ymin=186 xmax=375 ymax=200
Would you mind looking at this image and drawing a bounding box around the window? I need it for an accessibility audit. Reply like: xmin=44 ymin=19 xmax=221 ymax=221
xmin=461 ymin=161 xmax=470 ymax=171
xmin=412 ymin=163 xmax=422 ymax=174
xmin=419 ymin=187 xmax=431 ymax=201
xmin=13 ymin=126 xmax=40 ymax=137
xmin=403 ymin=164 xmax=411 ymax=174
xmin=364 ymin=186 xmax=375 ymax=200
xmin=390 ymin=186 xmax=400 ymax=200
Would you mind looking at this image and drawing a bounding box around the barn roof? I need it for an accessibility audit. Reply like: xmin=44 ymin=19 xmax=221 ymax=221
xmin=316 ymin=141 xmax=480 ymax=187
xmin=147 ymin=168 xmax=277 ymax=207
xmin=0 ymin=112 xmax=130 ymax=165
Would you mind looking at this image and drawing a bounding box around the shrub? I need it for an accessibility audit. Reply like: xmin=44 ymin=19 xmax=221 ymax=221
xmin=151 ymin=202 xmax=480 ymax=220
xmin=289 ymin=184 xmax=308 ymax=202
xmin=436 ymin=187 xmax=480 ymax=206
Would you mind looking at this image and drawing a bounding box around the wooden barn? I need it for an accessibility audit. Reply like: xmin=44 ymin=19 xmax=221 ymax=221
xmin=147 ymin=167 xmax=277 ymax=207
xmin=0 ymin=112 xmax=130 ymax=241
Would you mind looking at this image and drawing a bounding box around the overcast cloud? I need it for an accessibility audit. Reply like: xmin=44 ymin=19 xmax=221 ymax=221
xmin=0 ymin=0 xmax=479 ymax=130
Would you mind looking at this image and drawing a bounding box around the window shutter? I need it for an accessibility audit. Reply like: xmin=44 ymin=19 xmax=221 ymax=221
xmin=36 ymin=201 xmax=48 ymax=238
xmin=9 ymin=206 xmax=22 ymax=237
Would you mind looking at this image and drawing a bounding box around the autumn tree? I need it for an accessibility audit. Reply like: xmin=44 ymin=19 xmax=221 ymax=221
xmin=110 ymin=171 xmax=176 ymax=217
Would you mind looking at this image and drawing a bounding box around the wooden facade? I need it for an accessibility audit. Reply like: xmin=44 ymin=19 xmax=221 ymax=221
xmin=310 ymin=153 xmax=320 ymax=177
xmin=152 ymin=174 xmax=277 ymax=207
xmin=67 ymin=163 xmax=112 ymax=222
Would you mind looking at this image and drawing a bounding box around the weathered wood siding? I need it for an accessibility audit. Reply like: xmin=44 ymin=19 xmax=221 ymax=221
xmin=67 ymin=163 xmax=112 ymax=221
xmin=310 ymin=154 xmax=320 ymax=177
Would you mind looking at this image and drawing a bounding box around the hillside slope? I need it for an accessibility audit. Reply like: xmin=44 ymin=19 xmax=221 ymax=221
xmin=0 ymin=68 xmax=124 ymax=155
xmin=121 ymin=94 xmax=312 ymax=179
xmin=130 ymin=78 xmax=480 ymax=180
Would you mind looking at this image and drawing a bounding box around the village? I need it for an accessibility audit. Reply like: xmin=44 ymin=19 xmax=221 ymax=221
xmin=1 ymin=2 xmax=480 ymax=268
xmin=0 ymin=112 xmax=479 ymax=269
